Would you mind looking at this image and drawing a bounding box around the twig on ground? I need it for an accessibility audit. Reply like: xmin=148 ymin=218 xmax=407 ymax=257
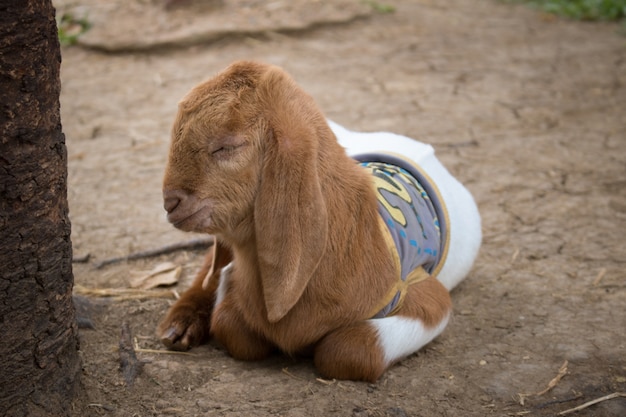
xmin=592 ymin=268 xmax=607 ymax=286
xmin=74 ymin=284 xmax=177 ymax=301
xmin=119 ymin=321 xmax=145 ymax=387
xmin=94 ymin=236 xmax=214 ymax=269
xmin=534 ymin=393 xmax=583 ymax=410
xmin=316 ymin=377 xmax=336 ymax=385
xmin=536 ymin=360 xmax=569 ymax=396
xmin=87 ymin=403 xmax=115 ymax=412
xmin=134 ymin=348 xmax=196 ymax=356
xmin=282 ymin=367 xmax=307 ymax=381
xmin=72 ymin=253 xmax=91 ymax=263
xmin=557 ymin=392 xmax=626 ymax=415
xmin=518 ymin=360 xmax=569 ymax=405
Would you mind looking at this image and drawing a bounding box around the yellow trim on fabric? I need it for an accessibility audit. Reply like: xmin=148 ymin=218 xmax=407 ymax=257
xmin=379 ymin=215 xmax=401 ymax=276
xmin=365 ymin=216 xmax=401 ymax=319
xmin=386 ymin=267 xmax=430 ymax=316
xmin=366 ymin=266 xmax=431 ymax=318
xmin=365 ymin=216 xmax=434 ymax=319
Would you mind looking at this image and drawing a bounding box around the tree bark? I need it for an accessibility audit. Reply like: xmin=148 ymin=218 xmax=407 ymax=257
xmin=0 ymin=1 xmax=81 ymax=416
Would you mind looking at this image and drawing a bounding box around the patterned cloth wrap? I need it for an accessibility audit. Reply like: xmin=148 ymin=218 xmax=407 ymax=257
xmin=355 ymin=153 xmax=449 ymax=319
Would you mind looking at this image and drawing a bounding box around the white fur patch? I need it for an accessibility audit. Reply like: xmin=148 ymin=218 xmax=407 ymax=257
xmin=214 ymin=262 xmax=233 ymax=308
xmin=370 ymin=314 xmax=450 ymax=366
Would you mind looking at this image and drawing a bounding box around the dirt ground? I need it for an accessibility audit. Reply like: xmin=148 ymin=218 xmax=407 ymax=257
xmin=55 ymin=0 xmax=625 ymax=416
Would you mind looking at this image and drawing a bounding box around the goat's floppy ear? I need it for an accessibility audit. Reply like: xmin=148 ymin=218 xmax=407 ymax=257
xmin=255 ymin=125 xmax=329 ymax=323
xmin=202 ymin=239 xmax=233 ymax=290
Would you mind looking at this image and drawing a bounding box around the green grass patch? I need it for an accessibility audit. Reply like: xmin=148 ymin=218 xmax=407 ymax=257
xmin=362 ymin=0 xmax=396 ymax=14
xmin=507 ymin=0 xmax=626 ymax=21
xmin=57 ymin=13 xmax=91 ymax=46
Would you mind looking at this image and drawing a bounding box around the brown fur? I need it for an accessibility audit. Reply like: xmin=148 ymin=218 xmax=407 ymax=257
xmin=313 ymin=277 xmax=451 ymax=381
xmin=314 ymin=321 xmax=387 ymax=381
xmin=398 ymin=276 xmax=452 ymax=328
xmin=158 ymin=61 xmax=451 ymax=381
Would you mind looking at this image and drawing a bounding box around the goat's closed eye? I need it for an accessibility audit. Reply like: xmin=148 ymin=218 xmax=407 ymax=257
xmin=211 ymin=136 xmax=247 ymax=158
xmin=211 ymin=143 xmax=246 ymax=161
xmin=212 ymin=146 xmax=233 ymax=155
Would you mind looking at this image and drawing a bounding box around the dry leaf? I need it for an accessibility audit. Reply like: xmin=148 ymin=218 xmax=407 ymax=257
xmin=129 ymin=262 xmax=181 ymax=290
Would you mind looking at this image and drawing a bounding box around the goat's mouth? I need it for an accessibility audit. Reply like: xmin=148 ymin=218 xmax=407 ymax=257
xmin=167 ymin=205 xmax=213 ymax=232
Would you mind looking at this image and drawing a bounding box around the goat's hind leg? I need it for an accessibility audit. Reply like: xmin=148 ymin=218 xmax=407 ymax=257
xmin=313 ymin=276 xmax=452 ymax=382
xmin=370 ymin=276 xmax=452 ymax=368
xmin=313 ymin=320 xmax=388 ymax=382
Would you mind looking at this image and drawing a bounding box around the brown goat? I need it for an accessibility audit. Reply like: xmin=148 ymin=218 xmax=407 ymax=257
xmin=158 ymin=61 xmax=481 ymax=382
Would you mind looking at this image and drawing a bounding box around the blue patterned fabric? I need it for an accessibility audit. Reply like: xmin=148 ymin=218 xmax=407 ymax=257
xmin=356 ymin=154 xmax=448 ymax=318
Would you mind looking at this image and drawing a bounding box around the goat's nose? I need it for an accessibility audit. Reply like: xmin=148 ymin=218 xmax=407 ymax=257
xmin=163 ymin=189 xmax=184 ymax=213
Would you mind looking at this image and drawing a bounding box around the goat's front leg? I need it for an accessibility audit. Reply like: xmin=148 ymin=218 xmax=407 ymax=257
xmin=210 ymin=289 xmax=275 ymax=361
xmin=157 ymin=251 xmax=217 ymax=351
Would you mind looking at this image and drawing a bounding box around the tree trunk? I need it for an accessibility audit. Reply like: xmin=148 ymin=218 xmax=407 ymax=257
xmin=0 ymin=1 xmax=81 ymax=416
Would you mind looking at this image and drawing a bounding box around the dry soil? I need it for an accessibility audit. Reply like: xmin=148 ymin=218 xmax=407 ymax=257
xmin=55 ymin=0 xmax=626 ymax=416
